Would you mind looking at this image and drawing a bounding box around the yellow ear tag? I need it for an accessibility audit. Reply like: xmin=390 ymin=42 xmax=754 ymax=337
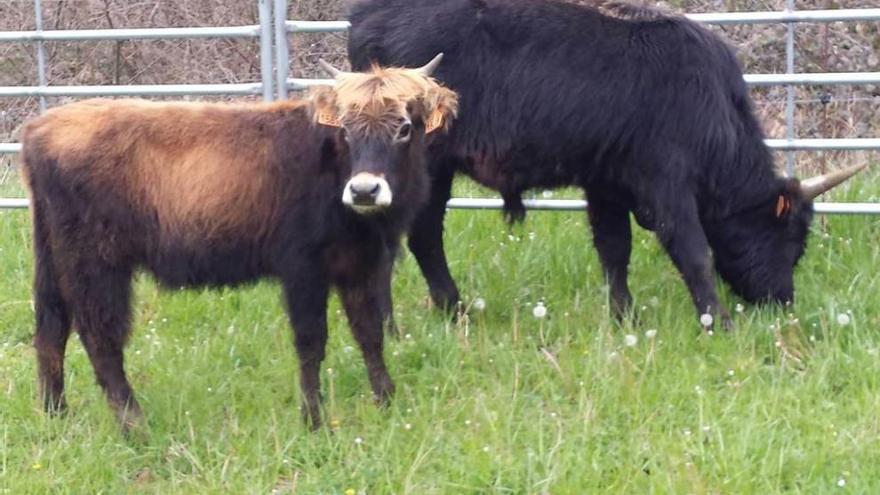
xmin=317 ymin=109 xmax=342 ymax=128
xmin=775 ymin=194 xmax=790 ymax=218
xmin=425 ymin=109 xmax=444 ymax=134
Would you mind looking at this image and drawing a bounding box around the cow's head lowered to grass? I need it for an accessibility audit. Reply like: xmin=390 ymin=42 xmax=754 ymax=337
xmin=310 ymin=53 xmax=458 ymax=214
xmin=707 ymin=163 xmax=868 ymax=305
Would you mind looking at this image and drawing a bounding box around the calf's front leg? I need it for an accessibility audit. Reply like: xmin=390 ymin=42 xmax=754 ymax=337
xmin=339 ymin=270 xmax=395 ymax=406
xmin=282 ymin=273 xmax=330 ymax=430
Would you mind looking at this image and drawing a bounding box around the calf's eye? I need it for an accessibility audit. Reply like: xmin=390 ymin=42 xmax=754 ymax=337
xmin=396 ymin=122 xmax=412 ymax=142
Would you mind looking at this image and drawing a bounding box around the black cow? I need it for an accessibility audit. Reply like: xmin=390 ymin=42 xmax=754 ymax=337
xmin=20 ymin=56 xmax=457 ymax=431
xmin=348 ymin=0 xmax=865 ymax=329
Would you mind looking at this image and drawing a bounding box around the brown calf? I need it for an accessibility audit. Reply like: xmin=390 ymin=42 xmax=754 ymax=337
xmin=20 ymin=55 xmax=458 ymax=431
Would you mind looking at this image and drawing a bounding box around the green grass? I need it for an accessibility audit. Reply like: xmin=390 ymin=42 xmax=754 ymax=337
xmin=1 ymin=172 xmax=879 ymax=494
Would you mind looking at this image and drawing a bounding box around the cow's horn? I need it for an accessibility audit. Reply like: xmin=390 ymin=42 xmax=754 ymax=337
xmin=801 ymin=163 xmax=869 ymax=200
xmin=318 ymin=59 xmax=344 ymax=78
xmin=415 ymin=53 xmax=444 ymax=77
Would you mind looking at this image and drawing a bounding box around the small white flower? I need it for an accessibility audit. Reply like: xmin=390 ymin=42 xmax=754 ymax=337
xmin=837 ymin=478 xmax=846 ymax=488
xmin=483 ymin=446 xmax=490 ymax=452
xmin=326 ymin=368 xmax=334 ymax=375
xmin=532 ymin=302 xmax=547 ymax=319
xmin=683 ymin=429 xmax=692 ymax=436
xmin=694 ymin=385 xmax=704 ymax=396
xmin=645 ymin=329 xmax=657 ymax=340
xmin=354 ymin=437 xmax=363 ymax=445
xmin=735 ymin=303 xmax=745 ymax=313
xmin=700 ymin=313 xmax=714 ymax=327
xmin=528 ymin=232 xmax=536 ymax=241
xmin=836 ymin=313 xmax=851 ymax=326
xmin=727 ymin=369 xmax=735 ymax=377
xmin=465 ymin=420 xmax=471 ymax=426
xmin=624 ymin=334 xmax=638 ymax=347
xmin=542 ymin=190 xmax=554 ymax=198
xmin=404 ymin=333 xmax=412 ymax=340
xmin=702 ymin=426 xmax=711 ymax=433
xmin=472 ymin=298 xmax=486 ymax=311
xmin=404 ymin=423 xmax=412 ymax=430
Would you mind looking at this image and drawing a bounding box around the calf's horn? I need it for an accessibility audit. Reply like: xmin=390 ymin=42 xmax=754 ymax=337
xmin=801 ymin=163 xmax=869 ymax=200
xmin=415 ymin=53 xmax=444 ymax=77
xmin=318 ymin=59 xmax=344 ymax=78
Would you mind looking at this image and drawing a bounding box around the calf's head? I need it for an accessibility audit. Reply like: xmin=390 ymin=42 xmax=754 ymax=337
xmin=310 ymin=54 xmax=458 ymax=214
xmin=708 ymin=163 xmax=867 ymax=305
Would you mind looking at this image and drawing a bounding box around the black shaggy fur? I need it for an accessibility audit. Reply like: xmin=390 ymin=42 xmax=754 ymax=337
xmin=348 ymin=0 xmax=817 ymax=327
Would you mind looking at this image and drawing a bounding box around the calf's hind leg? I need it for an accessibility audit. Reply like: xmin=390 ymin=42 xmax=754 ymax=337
xmin=70 ymin=262 xmax=142 ymax=431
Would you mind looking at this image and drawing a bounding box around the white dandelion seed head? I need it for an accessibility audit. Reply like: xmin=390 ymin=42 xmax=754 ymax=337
xmin=528 ymin=231 xmax=536 ymax=241
xmin=404 ymin=423 xmax=412 ymax=430
xmin=836 ymin=313 xmax=851 ymax=326
xmin=683 ymin=429 xmax=692 ymax=436
xmin=354 ymin=437 xmax=363 ymax=445
xmin=700 ymin=313 xmax=714 ymax=327
xmin=404 ymin=333 xmax=412 ymax=340
xmin=472 ymin=297 xmax=486 ymax=311
xmin=483 ymin=446 xmax=490 ymax=452
xmin=837 ymin=479 xmax=846 ymax=488
xmin=735 ymin=303 xmax=745 ymax=313
xmin=645 ymin=329 xmax=657 ymax=340
xmin=532 ymin=302 xmax=547 ymax=319
xmin=624 ymin=334 xmax=638 ymax=347
xmin=542 ymin=190 xmax=553 ymax=198
xmin=727 ymin=369 xmax=735 ymax=377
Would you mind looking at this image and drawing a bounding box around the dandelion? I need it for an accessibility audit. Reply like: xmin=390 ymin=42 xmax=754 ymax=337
xmin=354 ymin=437 xmax=363 ymax=445
xmin=31 ymin=463 xmax=42 ymax=470
xmin=327 ymin=368 xmax=334 ymax=375
xmin=700 ymin=313 xmax=714 ymax=327
xmin=727 ymin=369 xmax=735 ymax=377
xmin=683 ymin=429 xmax=692 ymax=437
xmin=694 ymin=385 xmax=703 ymax=396
xmin=404 ymin=423 xmax=412 ymax=430
xmin=836 ymin=313 xmax=851 ymax=326
xmin=345 ymin=489 xmax=356 ymax=495
xmin=735 ymin=303 xmax=745 ymax=313
xmin=528 ymin=232 xmax=536 ymax=241
xmin=645 ymin=329 xmax=657 ymax=340
xmin=624 ymin=334 xmax=638 ymax=347
xmin=329 ymin=419 xmax=340 ymax=429
xmin=472 ymin=297 xmax=486 ymax=311
xmin=404 ymin=333 xmax=412 ymax=340
xmin=533 ymin=302 xmax=547 ymax=319
xmin=465 ymin=420 xmax=471 ymax=426
xmin=483 ymin=446 xmax=490 ymax=452
xmin=702 ymin=426 xmax=711 ymax=433
xmin=837 ymin=479 xmax=846 ymax=488
xmin=542 ymin=190 xmax=554 ymax=198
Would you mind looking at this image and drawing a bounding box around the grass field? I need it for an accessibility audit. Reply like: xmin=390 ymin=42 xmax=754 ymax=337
xmin=1 ymin=171 xmax=879 ymax=494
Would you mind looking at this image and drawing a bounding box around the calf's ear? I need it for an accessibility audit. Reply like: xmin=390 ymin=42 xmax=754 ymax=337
xmin=423 ymin=86 xmax=459 ymax=134
xmin=308 ymin=86 xmax=343 ymax=128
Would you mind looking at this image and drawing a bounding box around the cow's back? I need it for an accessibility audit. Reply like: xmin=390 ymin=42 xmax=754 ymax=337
xmin=349 ymin=0 xmax=757 ymax=196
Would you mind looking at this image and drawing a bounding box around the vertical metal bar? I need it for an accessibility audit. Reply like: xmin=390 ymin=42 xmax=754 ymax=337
xmin=34 ymin=0 xmax=47 ymax=111
xmin=784 ymin=0 xmax=795 ymax=175
xmin=274 ymin=0 xmax=289 ymax=99
xmin=258 ymin=0 xmax=274 ymax=101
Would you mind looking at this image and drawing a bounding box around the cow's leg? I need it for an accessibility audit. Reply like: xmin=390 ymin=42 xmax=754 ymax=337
xmin=376 ymin=257 xmax=398 ymax=337
xmin=407 ymin=165 xmax=460 ymax=312
xmin=338 ymin=269 xmax=395 ymax=406
xmin=282 ymin=271 xmax=329 ymax=430
xmin=72 ymin=263 xmax=142 ymax=432
xmin=31 ymin=203 xmax=72 ymax=413
xmin=586 ymin=188 xmax=633 ymax=320
xmin=654 ymin=197 xmax=731 ymax=330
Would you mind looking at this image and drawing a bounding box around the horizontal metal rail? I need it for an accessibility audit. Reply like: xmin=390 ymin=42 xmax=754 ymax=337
xmin=285 ymin=72 xmax=880 ymax=91
xmin=2 ymin=197 xmax=879 ymax=215
xmin=0 ymin=25 xmax=261 ymax=42
xmin=745 ymin=72 xmax=880 ymax=86
xmin=286 ymin=21 xmax=352 ymax=33
xmin=0 ymin=83 xmax=264 ymax=98
xmin=687 ymin=8 xmax=880 ymax=25
xmin=4 ymin=138 xmax=880 ymax=156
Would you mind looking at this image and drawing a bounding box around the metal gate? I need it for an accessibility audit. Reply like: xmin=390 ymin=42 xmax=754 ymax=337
xmin=2 ymin=1 xmax=879 ymax=214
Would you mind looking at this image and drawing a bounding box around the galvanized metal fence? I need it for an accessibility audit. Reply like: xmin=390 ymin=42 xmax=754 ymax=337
xmin=2 ymin=2 xmax=879 ymax=214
